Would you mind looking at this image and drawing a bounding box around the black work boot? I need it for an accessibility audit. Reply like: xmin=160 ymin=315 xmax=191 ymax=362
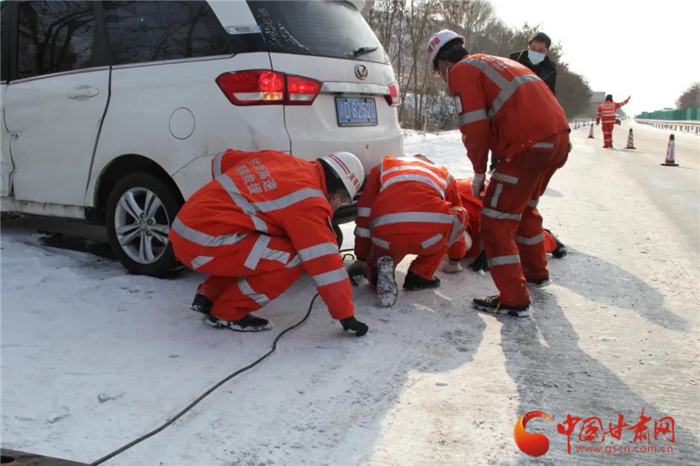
xmin=403 ymin=271 xmax=441 ymax=291
xmin=468 ymin=251 xmax=489 ymax=273
xmin=206 ymin=314 xmax=272 ymax=332
xmin=546 ymin=229 xmax=568 ymax=259
xmin=472 ymin=295 xmax=530 ymax=318
xmin=191 ymin=293 xmax=213 ymax=315
xmin=527 ymin=277 xmax=552 ymax=288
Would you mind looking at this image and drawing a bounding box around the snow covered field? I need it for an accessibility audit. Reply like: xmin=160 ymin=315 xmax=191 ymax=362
xmin=2 ymin=121 xmax=699 ymax=465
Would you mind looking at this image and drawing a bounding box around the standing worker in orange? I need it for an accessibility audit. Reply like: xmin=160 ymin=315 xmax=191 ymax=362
xmin=350 ymin=155 xmax=470 ymax=308
xmin=427 ymin=29 xmax=570 ymax=317
xmin=596 ymin=94 xmax=631 ymax=148
xmin=169 ymin=149 xmax=369 ymax=336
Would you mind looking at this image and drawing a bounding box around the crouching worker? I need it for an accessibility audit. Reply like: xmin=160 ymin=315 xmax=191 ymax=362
xmin=349 ymin=156 xmax=471 ymax=307
xmin=443 ymin=177 xmax=567 ymax=275
xmin=169 ymin=149 xmax=369 ymax=336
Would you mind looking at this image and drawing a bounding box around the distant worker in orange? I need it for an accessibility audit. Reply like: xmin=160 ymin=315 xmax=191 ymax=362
xmin=349 ymin=155 xmax=470 ymax=308
xmin=443 ymin=177 xmax=568 ymax=274
xmin=427 ymin=29 xmax=570 ymax=318
xmin=596 ymin=94 xmax=631 ymax=148
xmin=169 ymin=149 xmax=369 ymax=336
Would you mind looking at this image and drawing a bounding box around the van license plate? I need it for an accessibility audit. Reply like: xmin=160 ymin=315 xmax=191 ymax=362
xmin=335 ymin=98 xmax=378 ymax=127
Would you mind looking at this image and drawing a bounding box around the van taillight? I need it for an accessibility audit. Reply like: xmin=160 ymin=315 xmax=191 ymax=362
xmin=216 ymin=70 xmax=284 ymax=105
xmin=287 ymin=75 xmax=322 ymax=105
xmin=386 ymin=82 xmax=401 ymax=107
xmin=216 ymin=71 xmax=321 ymax=106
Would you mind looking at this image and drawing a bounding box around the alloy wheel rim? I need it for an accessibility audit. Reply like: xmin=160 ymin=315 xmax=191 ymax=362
xmin=114 ymin=188 xmax=170 ymax=265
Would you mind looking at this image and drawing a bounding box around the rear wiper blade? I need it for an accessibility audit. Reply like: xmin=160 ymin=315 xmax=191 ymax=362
xmin=353 ymin=46 xmax=379 ymax=57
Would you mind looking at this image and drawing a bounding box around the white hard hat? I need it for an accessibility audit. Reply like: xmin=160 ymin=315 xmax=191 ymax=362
xmin=321 ymin=152 xmax=365 ymax=199
xmin=427 ymin=29 xmax=465 ymax=73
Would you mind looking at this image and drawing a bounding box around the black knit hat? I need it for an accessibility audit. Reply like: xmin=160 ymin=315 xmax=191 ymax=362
xmin=529 ymin=32 xmax=552 ymax=49
xmin=606 ymin=94 xmax=613 ymax=102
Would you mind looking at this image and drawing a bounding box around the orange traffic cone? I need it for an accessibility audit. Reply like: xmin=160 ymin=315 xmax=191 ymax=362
xmin=661 ymin=134 xmax=679 ymax=166
xmin=588 ymin=124 xmax=594 ymax=139
xmin=625 ymin=129 xmax=636 ymax=149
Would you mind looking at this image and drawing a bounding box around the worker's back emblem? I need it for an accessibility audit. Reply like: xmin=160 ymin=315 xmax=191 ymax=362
xmin=355 ymin=64 xmax=368 ymax=80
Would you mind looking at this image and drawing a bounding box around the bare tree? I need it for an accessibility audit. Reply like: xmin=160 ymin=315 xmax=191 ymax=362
xmin=676 ymin=82 xmax=700 ymax=109
xmin=363 ymin=0 xmax=593 ymax=129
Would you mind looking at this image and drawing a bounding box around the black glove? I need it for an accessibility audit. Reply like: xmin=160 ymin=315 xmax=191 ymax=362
xmin=468 ymin=251 xmax=489 ymax=273
xmin=341 ymin=316 xmax=368 ymax=337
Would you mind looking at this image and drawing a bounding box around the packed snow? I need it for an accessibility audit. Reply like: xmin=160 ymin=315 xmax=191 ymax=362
xmin=2 ymin=120 xmax=699 ymax=465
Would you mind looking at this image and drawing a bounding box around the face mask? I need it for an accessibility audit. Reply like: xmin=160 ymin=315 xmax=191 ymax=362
xmin=528 ymin=50 xmax=546 ymax=65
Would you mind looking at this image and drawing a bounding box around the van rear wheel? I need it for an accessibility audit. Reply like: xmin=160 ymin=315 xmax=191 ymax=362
xmin=106 ymin=173 xmax=181 ymax=277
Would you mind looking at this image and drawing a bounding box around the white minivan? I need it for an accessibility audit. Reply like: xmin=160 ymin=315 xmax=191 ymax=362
xmin=0 ymin=0 xmax=402 ymax=276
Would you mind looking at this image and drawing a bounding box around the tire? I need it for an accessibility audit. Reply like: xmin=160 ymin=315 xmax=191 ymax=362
xmin=106 ymin=173 xmax=181 ymax=277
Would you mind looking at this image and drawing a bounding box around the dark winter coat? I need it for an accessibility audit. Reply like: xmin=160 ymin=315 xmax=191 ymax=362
xmin=509 ymin=50 xmax=557 ymax=95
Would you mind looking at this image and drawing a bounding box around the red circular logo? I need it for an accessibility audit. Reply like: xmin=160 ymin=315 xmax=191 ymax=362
xmin=513 ymin=411 xmax=554 ymax=457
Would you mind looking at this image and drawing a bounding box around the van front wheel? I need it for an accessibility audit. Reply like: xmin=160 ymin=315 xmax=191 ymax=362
xmin=106 ymin=173 xmax=181 ymax=277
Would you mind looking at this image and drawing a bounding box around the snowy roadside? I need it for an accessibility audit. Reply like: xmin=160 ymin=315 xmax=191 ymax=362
xmin=2 ymin=124 xmax=699 ymax=465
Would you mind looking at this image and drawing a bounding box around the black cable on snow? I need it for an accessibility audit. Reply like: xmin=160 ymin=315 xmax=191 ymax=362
xmin=89 ymin=294 xmax=321 ymax=466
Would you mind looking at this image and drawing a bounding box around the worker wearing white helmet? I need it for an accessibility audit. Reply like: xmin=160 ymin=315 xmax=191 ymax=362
xmin=427 ymin=29 xmax=466 ymax=78
xmin=170 ymin=148 xmax=369 ymax=336
xmin=427 ymin=29 xmax=571 ymax=318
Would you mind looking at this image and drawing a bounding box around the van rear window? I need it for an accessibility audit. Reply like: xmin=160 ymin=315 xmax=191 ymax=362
xmin=248 ymin=1 xmax=388 ymax=65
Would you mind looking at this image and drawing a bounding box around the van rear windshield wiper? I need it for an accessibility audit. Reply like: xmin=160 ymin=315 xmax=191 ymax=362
xmin=353 ymin=46 xmax=379 ymax=57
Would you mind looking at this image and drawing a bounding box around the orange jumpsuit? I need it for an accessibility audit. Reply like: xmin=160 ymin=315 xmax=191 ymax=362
xmin=596 ymin=99 xmax=629 ymax=147
xmin=354 ymin=156 xmax=468 ymax=280
xmin=169 ymin=149 xmax=354 ymax=322
xmin=449 ymin=53 xmax=570 ymax=307
xmin=456 ymin=178 xmax=558 ymax=258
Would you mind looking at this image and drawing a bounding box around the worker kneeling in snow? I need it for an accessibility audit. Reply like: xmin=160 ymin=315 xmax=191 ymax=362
xmin=349 ymin=155 xmax=470 ymax=308
xmin=169 ymin=149 xmax=369 ymax=336
xmin=443 ymin=177 xmax=567 ymax=274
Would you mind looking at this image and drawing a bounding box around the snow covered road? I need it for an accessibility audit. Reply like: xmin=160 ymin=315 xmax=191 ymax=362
xmin=2 ymin=121 xmax=699 ymax=465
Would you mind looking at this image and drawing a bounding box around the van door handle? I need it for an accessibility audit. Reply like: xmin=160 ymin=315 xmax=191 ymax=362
xmin=68 ymin=86 xmax=99 ymax=100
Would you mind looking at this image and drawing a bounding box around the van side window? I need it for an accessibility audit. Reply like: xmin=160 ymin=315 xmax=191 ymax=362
xmin=103 ymin=1 xmax=231 ymax=65
xmin=17 ymin=1 xmax=96 ymax=79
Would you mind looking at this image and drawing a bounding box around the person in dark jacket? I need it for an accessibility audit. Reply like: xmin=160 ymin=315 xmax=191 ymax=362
xmin=490 ymin=32 xmax=557 ymax=172
xmin=510 ymin=32 xmax=557 ymax=94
